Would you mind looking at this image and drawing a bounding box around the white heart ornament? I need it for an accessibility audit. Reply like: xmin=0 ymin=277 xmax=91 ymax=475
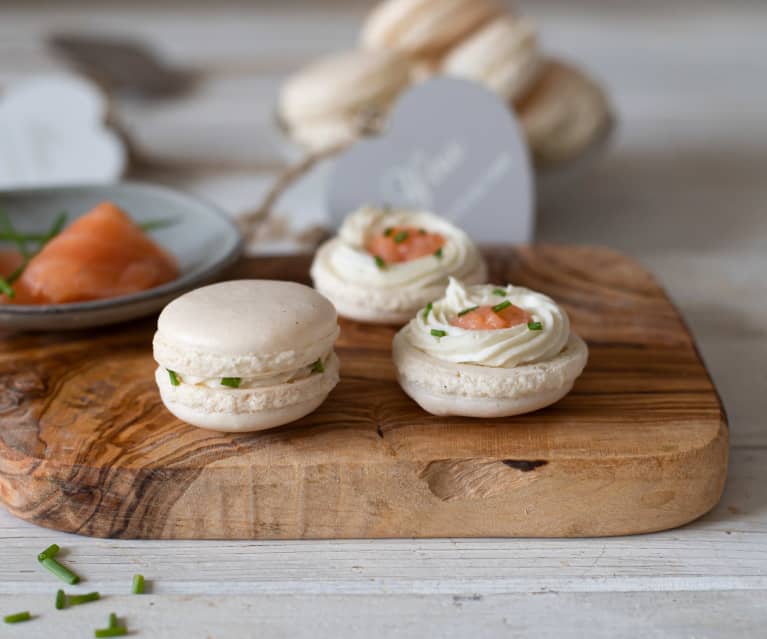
xmin=327 ymin=77 xmax=534 ymax=243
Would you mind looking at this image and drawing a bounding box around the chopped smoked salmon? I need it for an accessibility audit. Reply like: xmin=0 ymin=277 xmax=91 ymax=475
xmin=450 ymin=304 xmax=531 ymax=330
xmin=366 ymin=226 xmax=445 ymax=264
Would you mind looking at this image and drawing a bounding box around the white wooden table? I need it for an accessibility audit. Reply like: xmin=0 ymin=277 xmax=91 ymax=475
xmin=1 ymin=2 xmax=766 ymax=637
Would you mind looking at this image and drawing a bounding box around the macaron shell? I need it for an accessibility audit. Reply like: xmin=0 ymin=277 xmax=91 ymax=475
xmin=516 ymin=59 xmax=613 ymax=167
xmin=154 ymin=351 xmax=340 ymax=432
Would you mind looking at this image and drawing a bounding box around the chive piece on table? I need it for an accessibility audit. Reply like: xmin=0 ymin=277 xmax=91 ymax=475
xmin=492 ymin=300 xmax=511 ymax=313
xmin=393 ymin=230 xmax=408 ymax=243
xmin=457 ymin=306 xmax=478 ymax=317
xmin=69 ymin=592 xmax=100 ymax=606
xmin=94 ymin=627 xmax=128 ymax=638
xmin=4 ymin=611 xmax=31 ymax=624
xmin=310 ymin=359 xmax=324 ymax=374
xmin=374 ymin=255 xmax=386 ymax=270
xmin=55 ymin=589 xmax=66 ymax=610
xmin=132 ymin=574 xmax=145 ymax=595
xmin=527 ymin=321 xmax=543 ymax=331
xmin=167 ymin=369 xmax=180 ymax=386
xmin=220 ymin=377 xmax=242 ymax=388
xmin=40 ymin=557 xmax=80 ymax=585
xmin=430 ymin=329 xmax=447 ymax=338
xmin=38 ymin=544 xmax=60 ymax=561
xmin=422 ymin=302 xmax=432 ymax=320
xmin=433 ymin=247 xmax=443 ymax=258
xmin=492 ymin=288 xmax=507 ymax=296
xmin=108 ymin=613 xmax=119 ymax=628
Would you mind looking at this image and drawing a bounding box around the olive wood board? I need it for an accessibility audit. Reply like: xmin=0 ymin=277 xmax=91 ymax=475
xmin=0 ymin=246 xmax=728 ymax=539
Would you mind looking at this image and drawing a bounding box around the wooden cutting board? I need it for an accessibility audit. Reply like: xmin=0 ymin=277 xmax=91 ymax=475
xmin=0 ymin=246 xmax=727 ymax=539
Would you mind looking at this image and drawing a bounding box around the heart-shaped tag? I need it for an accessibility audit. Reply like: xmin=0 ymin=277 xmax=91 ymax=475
xmin=327 ymin=76 xmax=534 ymax=243
xmin=0 ymin=74 xmax=126 ymax=190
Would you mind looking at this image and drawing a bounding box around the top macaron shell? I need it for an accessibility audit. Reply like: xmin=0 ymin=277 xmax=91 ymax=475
xmin=153 ymin=280 xmax=340 ymax=378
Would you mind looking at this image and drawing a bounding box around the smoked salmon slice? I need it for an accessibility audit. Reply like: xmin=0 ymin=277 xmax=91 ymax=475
xmin=6 ymin=202 xmax=178 ymax=304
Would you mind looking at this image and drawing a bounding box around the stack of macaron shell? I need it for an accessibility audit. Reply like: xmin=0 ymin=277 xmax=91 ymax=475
xmin=392 ymin=277 xmax=588 ymax=417
xmin=278 ymin=0 xmax=612 ymax=167
xmin=153 ymin=280 xmax=340 ymax=432
xmin=310 ymin=206 xmax=487 ymax=324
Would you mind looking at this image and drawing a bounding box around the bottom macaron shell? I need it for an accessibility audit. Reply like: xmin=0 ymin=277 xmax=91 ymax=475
xmin=393 ymin=331 xmax=588 ymax=418
xmin=154 ymin=351 xmax=340 ymax=432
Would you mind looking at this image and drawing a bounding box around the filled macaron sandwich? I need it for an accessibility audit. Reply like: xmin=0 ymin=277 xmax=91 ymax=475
xmin=310 ymin=205 xmax=486 ymax=324
xmin=392 ymin=277 xmax=588 ymax=416
xmin=153 ymin=280 xmax=340 ymax=432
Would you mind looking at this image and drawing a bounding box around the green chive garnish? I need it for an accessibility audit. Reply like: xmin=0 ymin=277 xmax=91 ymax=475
xmin=423 ymin=302 xmax=432 ymax=320
xmin=492 ymin=288 xmax=506 ymax=296
xmin=419 ymin=228 xmax=427 ymax=235
xmin=108 ymin=613 xmax=119 ymax=628
xmin=374 ymin=255 xmax=386 ymax=270
xmin=43 ymin=212 xmax=68 ymax=243
xmin=55 ymin=589 xmax=66 ymax=610
xmin=434 ymin=247 xmax=443 ymax=258
xmin=40 ymin=556 xmax=80 ymax=585
xmin=394 ymin=230 xmax=408 ymax=243
xmin=383 ymin=227 xmax=393 ymax=237
xmin=132 ymin=574 xmax=145 ymax=595
xmin=138 ymin=218 xmax=178 ymax=232
xmin=38 ymin=544 xmax=60 ymax=561
xmin=492 ymin=300 xmax=512 ymax=313
xmin=310 ymin=359 xmax=324 ymax=374
xmin=528 ymin=321 xmax=543 ymax=331
xmin=430 ymin=329 xmax=447 ymax=338
xmin=69 ymin=592 xmax=100 ymax=606
xmin=95 ymin=627 xmax=128 ymax=638
xmin=221 ymin=377 xmax=242 ymax=388
xmin=457 ymin=306 xmax=478 ymax=316
xmin=4 ymin=611 xmax=31 ymax=624
xmin=0 ymin=277 xmax=14 ymax=299
xmin=167 ymin=369 xmax=180 ymax=386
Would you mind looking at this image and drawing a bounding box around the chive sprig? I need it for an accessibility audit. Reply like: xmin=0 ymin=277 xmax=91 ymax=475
xmin=4 ymin=611 xmax=31 ymax=624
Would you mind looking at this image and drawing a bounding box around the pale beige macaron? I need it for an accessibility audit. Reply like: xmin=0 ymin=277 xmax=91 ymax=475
xmin=441 ymin=16 xmax=544 ymax=104
xmin=361 ymin=0 xmax=502 ymax=60
xmin=279 ymin=48 xmax=412 ymax=151
xmin=153 ymin=280 xmax=340 ymax=432
xmin=516 ymin=59 xmax=613 ymax=167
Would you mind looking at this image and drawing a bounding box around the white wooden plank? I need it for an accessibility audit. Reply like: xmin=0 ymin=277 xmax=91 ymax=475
xmin=2 ymin=591 xmax=766 ymax=639
xmin=0 ymin=448 xmax=763 ymax=595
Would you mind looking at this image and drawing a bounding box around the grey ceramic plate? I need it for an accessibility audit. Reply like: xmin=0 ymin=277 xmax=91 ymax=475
xmin=0 ymin=182 xmax=242 ymax=331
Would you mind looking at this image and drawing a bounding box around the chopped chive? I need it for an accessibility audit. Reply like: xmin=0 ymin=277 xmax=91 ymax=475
xmin=0 ymin=277 xmax=14 ymax=299
xmin=55 ymin=589 xmax=66 ymax=610
xmin=383 ymin=227 xmax=393 ymax=237
xmin=393 ymin=230 xmax=409 ymax=243
xmin=374 ymin=255 xmax=386 ymax=270
xmin=69 ymin=592 xmax=100 ymax=606
xmin=492 ymin=300 xmax=512 ymax=313
xmin=419 ymin=228 xmax=427 ymax=235
xmin=433 ymin=247 xmax=443 ymax=258
xmin=220 ymin=377 xmax=242 ymax=388
xmin=492 ymin=288 xmax=507 ymax=296
xmin=132 ymin=574 xmax=145 ymax=595
xmin=38 ymin=543 xmax=60 ymax=561
xmin=95 ymin=627 xmax=127 ymax=638
xmin=310 ymin=359 xmax=324 ymax=374
xmin=527 ymin=321 xmax=543 ymax=331
xmin=138 ymin=218 xmax=178 ymax=232
xmin=4 ymin=611 xmax=31 ymax=624
xmin=0 ymin=209 xmax=30 ymax=257
xmin=422 ymin=302 xmax=432 ymax=320
xmin=43 ymin=212 xmax=68 ymax=243
xmin=430 ymin=329 xmax=447 ymax=338
xmin=40 ymin=556 xmax=80 ymax=585
xmin=108 ymin=613 xmax=119 ymax=628
xmin=457 ymin=306 xmax=479 ymax=317
xmin=167 ymin=370 xmax=180 ymax=386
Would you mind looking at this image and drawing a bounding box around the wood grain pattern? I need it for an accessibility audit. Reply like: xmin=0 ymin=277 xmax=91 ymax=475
xmin=0 ymin=246 xmax=727 ymax=539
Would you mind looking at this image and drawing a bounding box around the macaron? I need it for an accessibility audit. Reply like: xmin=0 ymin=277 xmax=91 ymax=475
xmin=442 ymin=16 xmax=544 ymax=104
xmin=279 ymin=49 xmax=412 ymax=151
xmin=153 ymin=280 xmax=340 ymax=432
xmin=361 ymin=0 xmax=502 ymax=60
xmin=392 ymin=277 xmax=588 ymax=417
xmin=516 ymin=59 xmax=613 ymax=167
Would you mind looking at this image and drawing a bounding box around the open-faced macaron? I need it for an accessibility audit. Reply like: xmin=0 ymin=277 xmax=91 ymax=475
xmin=153 ymin=280 xmax=340 ymax=432
xmin=310 ymin=205 xmax=487 ymax=324
xmin=393 ymin=277 xmax=588 ymax=417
